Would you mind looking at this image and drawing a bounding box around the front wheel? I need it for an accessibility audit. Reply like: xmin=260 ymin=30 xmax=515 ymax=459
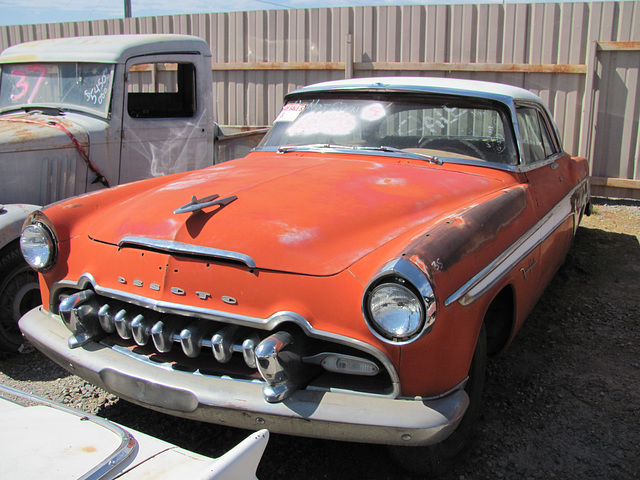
xmin=0 ymin=244 xmax=41 ymax=353
xmin=389 ymin=325 xmax=487 ymax=477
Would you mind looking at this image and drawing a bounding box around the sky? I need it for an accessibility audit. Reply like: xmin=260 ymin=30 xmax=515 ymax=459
xmin=0 ymin=0 xmax=449 ymax=27
xmin=0 ymin=0 xmax=588 ymax=27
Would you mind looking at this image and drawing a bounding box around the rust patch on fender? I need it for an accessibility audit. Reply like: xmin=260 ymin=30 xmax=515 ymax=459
xmin=403 ymin=186 xmax=528 ymax=275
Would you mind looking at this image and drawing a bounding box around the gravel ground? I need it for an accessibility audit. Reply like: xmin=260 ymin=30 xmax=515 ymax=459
xmin=1 ymin=201 xmax=639 ymax=479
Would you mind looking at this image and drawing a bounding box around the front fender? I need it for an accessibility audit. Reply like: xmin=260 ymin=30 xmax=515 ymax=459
xmin=0 ymin=204 xmax=41 ymax=251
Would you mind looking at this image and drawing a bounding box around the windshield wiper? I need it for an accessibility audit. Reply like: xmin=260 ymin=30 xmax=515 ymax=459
xmin=276 ymin=143 xmax=442 ymax=165
xmin=357 ymin=145 xmax=442 ymax=165
xmin=23 ymin=106 xmax=66 ymax=116
xmin=277 ymin=143 xmax=354 ymax=153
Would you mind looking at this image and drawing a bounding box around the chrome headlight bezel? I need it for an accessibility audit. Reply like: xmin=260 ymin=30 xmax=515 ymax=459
xmin=362 ymin=258 xmax=437 ymax=344
xmin=20 ymin=217 xmax=57 ymax=272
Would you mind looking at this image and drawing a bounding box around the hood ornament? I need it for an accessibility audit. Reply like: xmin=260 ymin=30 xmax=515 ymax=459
xmin=173 ymin=194 xmax=237 ymax=215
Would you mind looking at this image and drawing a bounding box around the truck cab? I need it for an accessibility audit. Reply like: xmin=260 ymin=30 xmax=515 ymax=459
xmin=0 ymin=35 xmax=263 ymax=352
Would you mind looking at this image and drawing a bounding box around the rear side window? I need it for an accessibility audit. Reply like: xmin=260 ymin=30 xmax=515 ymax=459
xmin=516 ymin=106 xmax=559 ymax=164
xmin=127 ymin=62 xmax=196 ymax=118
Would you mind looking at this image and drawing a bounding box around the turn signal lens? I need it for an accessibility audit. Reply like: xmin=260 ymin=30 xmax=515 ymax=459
xmin=320 ymin=354 xmax=380 ymax=376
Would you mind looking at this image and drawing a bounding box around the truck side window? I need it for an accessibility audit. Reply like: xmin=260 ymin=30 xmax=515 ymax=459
xmin=516 ymin=106 xmax=558 ymax=164
xmin=127 ymin=62 xmax=196 ymax=118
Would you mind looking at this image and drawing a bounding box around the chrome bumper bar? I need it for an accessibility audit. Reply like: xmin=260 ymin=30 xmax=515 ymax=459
xmin=20 ymin=307 xmax=468 ymax=446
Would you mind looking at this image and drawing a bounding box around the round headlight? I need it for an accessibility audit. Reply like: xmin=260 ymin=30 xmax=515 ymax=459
xmin=20 ymin=223 xmax=55 ymax=271
xmin=367 ymin=282 xmax=424 ymax=341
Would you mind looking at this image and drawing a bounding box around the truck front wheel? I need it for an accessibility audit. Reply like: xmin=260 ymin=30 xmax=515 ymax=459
xmin=0 ymin=244 xmax=41 ymax=353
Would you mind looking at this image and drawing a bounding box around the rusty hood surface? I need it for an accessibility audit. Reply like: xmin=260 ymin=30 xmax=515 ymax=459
xmin=0 ymin=111 xmax=89 ymax=153
xmin=86 ymin=152 xmax=511 ymax=276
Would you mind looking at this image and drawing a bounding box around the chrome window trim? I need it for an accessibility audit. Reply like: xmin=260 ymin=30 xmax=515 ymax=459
xmin=515 ymin=151 xmax=566 ymax=173
xmin=118 ymin=236 xmax=256 ymax=269
xmin=0 ymin=384 xmax=136 ymax=480
xmin=259 ymin=145 xmax=523 ymax=172
xmin=514 ymin=101 xmax=564 ymax=166
xmin=51 ymin=274 xmax=401 ymax=397
xmin=259 ymin=144 xmax=571 ymax=175
xmin=445 ymin=178 xmax=587 ymax=307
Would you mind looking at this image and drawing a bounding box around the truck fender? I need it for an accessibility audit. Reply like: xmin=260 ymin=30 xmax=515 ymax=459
xmin=0 ymin=203 xmax=42 ymax=353
xmin=0 ymin=204 xmax=42 ymax=252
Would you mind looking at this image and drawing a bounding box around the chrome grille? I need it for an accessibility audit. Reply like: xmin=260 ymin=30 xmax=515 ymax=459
xmin=55 ymin=287 xmax=393 ymax=400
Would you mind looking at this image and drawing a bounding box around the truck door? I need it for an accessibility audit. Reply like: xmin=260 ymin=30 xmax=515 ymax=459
xmin=120 ymin=55 xmax=214 ymax=184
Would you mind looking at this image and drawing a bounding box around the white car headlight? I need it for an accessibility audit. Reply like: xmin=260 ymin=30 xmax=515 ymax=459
xmin=20 ymin=222 xmax=56 ymax=272
xmin=363 ymin=258 xmax=436 ymax=344
xmin=369 ymin=283 xmax=424 ymax=339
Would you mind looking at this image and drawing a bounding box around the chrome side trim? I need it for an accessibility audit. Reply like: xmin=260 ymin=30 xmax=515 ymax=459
xmin=0 ymin=384 xmax=136 ymax=480
xmin=445 ymin=179 xmax=586 ymax=307
xmin=51 ymin=274 xmax=401 ymax=397
xmin=117 ymin=236 xmax=256 ymax=269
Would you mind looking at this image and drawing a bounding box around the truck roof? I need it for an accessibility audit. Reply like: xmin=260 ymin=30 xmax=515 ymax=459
xmin=0 ymin=34 xmax=211 ymax=64
xmin=286 ymin=76 xmax=543 ymax=106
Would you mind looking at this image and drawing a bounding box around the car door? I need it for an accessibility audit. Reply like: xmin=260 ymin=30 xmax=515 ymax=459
xmin=517 ymin=103 xmax=575 ymax=284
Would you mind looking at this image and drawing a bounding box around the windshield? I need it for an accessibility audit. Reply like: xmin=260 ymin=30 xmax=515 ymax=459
xmin=0 ymin=62 xmax=114 ymax=117
xmin=259 ymin=95 xmax=517 ymax=165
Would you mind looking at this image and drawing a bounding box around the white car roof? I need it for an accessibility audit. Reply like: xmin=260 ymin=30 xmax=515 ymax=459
xmin=0 ymin=34 xmax=211 ymax=64
xmin=288 ymin=76 xmax=543 ymax=106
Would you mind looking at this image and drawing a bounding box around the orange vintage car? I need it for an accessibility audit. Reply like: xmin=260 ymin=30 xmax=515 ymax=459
xmin=19 ymin=77 xmax=590 ymax=475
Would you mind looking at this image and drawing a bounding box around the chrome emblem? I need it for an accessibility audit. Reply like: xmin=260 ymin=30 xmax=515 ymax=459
xmin=520 ymin=258 xmax=538 ymax=280
xmin=222 ymin=296 xmax=238 ymax=305
xmin=115 ymin=277 xmax=218 ymax=301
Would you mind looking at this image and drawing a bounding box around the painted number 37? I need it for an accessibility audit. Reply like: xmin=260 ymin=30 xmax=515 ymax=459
xmin=10 ymin=64 xmax=47 ymax=104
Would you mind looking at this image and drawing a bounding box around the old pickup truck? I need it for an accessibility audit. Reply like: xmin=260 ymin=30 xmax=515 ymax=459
xmin=0 ymin=34 xmax=266 ymax=352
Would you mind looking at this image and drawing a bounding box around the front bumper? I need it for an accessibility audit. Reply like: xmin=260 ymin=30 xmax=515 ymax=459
xmin=20 ymin=306 xmax=468 ymax=446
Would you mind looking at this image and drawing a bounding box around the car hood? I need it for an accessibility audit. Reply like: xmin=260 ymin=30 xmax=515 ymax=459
xmin=87 ymin=153 xmax=509 ymax=276
xmin=0 ymin=111 xmax=89 ymax=154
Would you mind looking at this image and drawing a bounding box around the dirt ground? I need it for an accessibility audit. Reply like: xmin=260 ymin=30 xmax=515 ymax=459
xmin=1 ymin=201 xmax=639 ymax=479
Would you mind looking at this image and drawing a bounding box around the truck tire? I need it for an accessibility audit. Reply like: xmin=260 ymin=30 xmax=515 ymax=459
xmin=0 ymin=244 xmax=41 ymax=353
xmin=389 ymin=324 xmax=487 ymax=476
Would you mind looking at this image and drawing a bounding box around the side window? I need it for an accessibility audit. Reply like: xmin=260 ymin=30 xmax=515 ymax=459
xmin=127 ymin=62 xmax=196 ymax=118
xmin=516 ymin=106 xmax=558 ymax=164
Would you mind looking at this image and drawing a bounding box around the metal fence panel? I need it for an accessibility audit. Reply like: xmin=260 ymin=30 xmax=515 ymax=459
xmin=1 ymin=2 xmax=639 ymax=198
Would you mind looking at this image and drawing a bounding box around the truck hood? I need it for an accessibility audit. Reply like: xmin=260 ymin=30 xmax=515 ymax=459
xmin=87 ymin=153 xmax=509 ymax=276
xmin=0 ymin=111 xmax=89 ymax=154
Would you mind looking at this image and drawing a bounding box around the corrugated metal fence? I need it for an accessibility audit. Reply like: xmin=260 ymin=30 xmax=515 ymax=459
xmin=1 ymin=1 xmax=639 ymax=198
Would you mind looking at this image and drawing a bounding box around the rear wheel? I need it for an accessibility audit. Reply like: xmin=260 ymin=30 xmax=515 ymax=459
xmin=0 ymin=245 xmax=41 ymax=353
xmin=389 ymin=325 xmax=487 ymax=477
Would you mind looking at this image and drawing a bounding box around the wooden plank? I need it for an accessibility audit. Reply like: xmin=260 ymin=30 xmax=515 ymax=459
xmin=590 ymin=177 xmax=640 ymax=190
xmin=597 ymin=41 xmax=640 ymax=51
xmin=211 ymin=61 xmax=345 ymax=70
xmin=209 ymin=60 xmax=585 ymax=73
xmin=357 ymin=61 xmax=586 ymax=73
xmin=579 ymin=40 xmax=599 ymax=163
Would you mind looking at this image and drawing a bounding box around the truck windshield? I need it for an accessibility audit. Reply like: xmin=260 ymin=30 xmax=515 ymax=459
xmin=0 ymin=62 xmax=114 ymax=117
xmin=258 ymin=95 xmax=518 ymax=165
